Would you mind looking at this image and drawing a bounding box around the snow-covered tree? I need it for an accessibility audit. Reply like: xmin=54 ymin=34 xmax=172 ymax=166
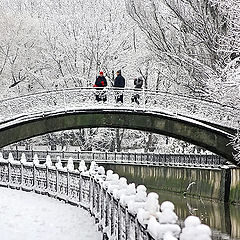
xmin=125 ymin=0 xmax=240 ymax=97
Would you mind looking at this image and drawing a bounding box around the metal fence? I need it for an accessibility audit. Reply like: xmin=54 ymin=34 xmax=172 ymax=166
xmin=0 ymin=156 xmax=231 ymax=240
xmin=0 ymin=159 xmax=154 ymax=240
xmin=0 ymin=87 xmax=239 ymax=128
xmin=1 ymin=150 xmax=227 ymax=167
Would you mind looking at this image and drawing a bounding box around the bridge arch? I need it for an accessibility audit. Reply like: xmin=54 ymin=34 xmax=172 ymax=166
xmin=0 ymin=109 xmax=237 ymax=166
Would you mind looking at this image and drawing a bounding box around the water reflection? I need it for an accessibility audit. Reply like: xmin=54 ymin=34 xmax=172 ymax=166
xmin=151 ymin=189 xmax=240 ymax=240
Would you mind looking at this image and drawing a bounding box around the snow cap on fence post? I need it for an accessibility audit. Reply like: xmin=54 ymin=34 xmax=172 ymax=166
xmin=93 ymin=166 xmax=106 ymax=182
xmin=112 ymin=177 xmax=128 ymax=198
xmin=97 ymin=166 xmax=105 ymax=175
xmin=145 ymin=192 xmax=160 ymax=216
xmin=157 ymin=201 xmax=178 ymax=224
xmin=55 ymin=156 xmax=63 ymax=170
xmin=33 ymin=154 xmax=39 ymax=165
xmin=0 ymin=152 xmax=4 ymax=161
xmin=102 ymin=172 xmax=119 ymax=189
xmin=147 ymin=214 xmax=181 ymax=239
xmin=45 ymin=155 xmax=52 ymax=167
xmin=119 ymin=183 xmax=136 ymax=206
xmin=67 ymin=157 xmax=74 ymax=171
xmin=127 ymin=185 xmax=147 ymax=213
xmin=135 ymin=185 xmax=147 ymax=202
xmin=119 ymin=177 xmax=127 ymax=187
xmin=106 ymin=170 xmax=113 ymax=180
xmin=8 ymin=152 xmax=15 ymax=162
xmin=180 ymin=216 xmax=212 ymax=240
xmin=136 ymin=192 xmax=159 ymax=226
xmin=89 ymin=160 xmax=98 ymax=175
xmin=79 ymin=159 xmax=87 ymax=172
xmin=20 ymin=153 xmax=27 ymax=164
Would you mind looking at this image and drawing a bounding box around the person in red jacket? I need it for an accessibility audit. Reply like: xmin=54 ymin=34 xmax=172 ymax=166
xmin=93 ymin=71 xmax=107 ymax=102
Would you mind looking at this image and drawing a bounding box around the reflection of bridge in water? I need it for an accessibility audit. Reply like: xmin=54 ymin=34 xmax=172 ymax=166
xmin=0 ymin=88 xmax=239 ymax=165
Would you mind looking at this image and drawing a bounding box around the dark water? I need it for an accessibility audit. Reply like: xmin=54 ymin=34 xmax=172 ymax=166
xmin=151 ymin=189 xmax=240 ymax=240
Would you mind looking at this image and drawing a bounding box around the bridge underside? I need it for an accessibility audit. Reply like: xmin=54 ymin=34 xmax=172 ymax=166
xmin=0 ymin=110 xmax=237 ymax=165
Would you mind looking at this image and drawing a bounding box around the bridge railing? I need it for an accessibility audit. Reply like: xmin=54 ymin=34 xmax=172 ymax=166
xmin=1 ymin=149 xmax=227 ymax=167
xmin=0 ymin=87 xmax=239 ymax=128
xmin=0 ymin=158 xmax=163 ymax=239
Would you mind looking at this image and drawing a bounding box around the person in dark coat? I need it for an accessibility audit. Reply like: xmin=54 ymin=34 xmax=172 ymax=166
xmin=131 ymin=77 xmax=143 ymax=104
xmin=93 ymin=71 xmax=107 ymax=102
xmin=113 ymin=70 xmax=125 ymax=103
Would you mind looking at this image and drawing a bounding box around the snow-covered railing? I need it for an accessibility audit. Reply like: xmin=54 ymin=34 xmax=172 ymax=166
xmin=0 ymin=154 xmax=212 ymax=240
xmin=0 ymin=87 xmax=239 ymax=128
xmin=1 ymin=149 xmax=226 ymax=167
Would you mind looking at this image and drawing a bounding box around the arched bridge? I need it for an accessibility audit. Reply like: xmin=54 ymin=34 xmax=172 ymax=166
xmin=0 ymin=88 xmax=239 ymax=165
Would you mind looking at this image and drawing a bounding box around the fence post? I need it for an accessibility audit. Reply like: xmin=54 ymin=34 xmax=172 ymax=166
xmin=67 ymin=170 xmax=70 ymax=197
xmin=56 ymin=168 xmax=59 ymax=195
xmin=135 ymin=218 xmax=140 ymax=240
xmin=8 ymin=161 xmax=11 ymax=187
xmin=110 ymin=194 xmax=114 ymax=237
xmin=199 ymin=153 xmax=202 ymax=166
xmin=125 ymin=210 xmax=130 ymax=240
xmin=105 ymin=151 xmax=108 ymax=162
xmin=46 ymin=166 xmax=49 ymax=191
xmin=20 ymin=163 xmax=23 ymax=188
xmin=143 ymin=88 xmax=146 ymax=110
xmin=117 ymin=201 xmax=121 ymax=239
xmin=33 ymin=164 xmax=36 ymax=190
xmin=89 ymin=177 xmax=94 ymax=215
xmin=16 ymin=148 xmax=19 ymax=161
xmin=79 ymin=173 xmax=82 ymax=204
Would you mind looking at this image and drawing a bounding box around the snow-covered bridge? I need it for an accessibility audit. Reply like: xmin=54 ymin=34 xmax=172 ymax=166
xmin=0 ymin=88 xmax=238 ymax=165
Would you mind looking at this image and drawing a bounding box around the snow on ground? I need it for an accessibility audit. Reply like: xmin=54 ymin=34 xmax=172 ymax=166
xmin=0 ymin=187 xmax=101 ymax=240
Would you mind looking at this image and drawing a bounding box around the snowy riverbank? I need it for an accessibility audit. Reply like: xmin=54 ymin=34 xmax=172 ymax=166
xmin=0 ymin=187 xmax=101 ymax=240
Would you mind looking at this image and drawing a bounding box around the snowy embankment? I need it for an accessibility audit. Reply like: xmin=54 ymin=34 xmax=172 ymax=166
xmin=0 ymin=152 xmax=212 ymax=240
xmin=0 ymin=187 xmax=101 ymax=240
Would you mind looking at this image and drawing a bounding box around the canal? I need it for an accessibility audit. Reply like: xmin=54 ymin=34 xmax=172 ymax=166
xmin=102 ymin=163 xmax=240 ymax=240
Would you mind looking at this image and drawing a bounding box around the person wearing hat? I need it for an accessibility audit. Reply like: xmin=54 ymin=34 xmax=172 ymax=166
xmin=113 ymin=70 xmax=125 ymax=103
xmin=93 ymin=71 xmax=107 ymax=102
